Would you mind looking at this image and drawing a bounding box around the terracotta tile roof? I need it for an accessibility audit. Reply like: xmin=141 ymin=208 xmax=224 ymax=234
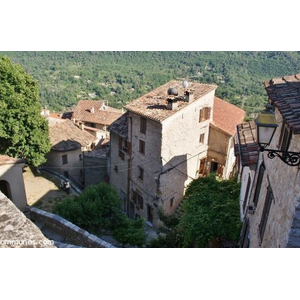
xmin=49 ymin=120 xmax=96 ymax=151
xmin=124 ymin=80 xmax=217 ymax=122
xmin=108 ymin=113 xmax=129 ymax=139
xmin=264 ymin=74 xmax=300 ymax=134
xmin=72 ymin=100 xmax=123 ymax=126
xmin=234 ymin=121 xmax=259 ymax=166
xmin=0 ymin=155 xmax=24 ymax=165
xmin=212 ymin=97 xmax=246 ymax=136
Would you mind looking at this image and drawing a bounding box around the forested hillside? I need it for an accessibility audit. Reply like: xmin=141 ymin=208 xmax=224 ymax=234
xmin=1 ymin=51 xmax=300 ymax=115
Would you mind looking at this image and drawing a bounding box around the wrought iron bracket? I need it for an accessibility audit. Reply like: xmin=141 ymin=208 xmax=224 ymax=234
xmin=260 ymin=147 xmax=300 ymax=167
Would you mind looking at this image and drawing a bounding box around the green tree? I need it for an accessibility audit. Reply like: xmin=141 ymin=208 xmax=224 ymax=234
xmin=54 ymin=182 xmax=146 ymax=247
xmin=0 ymin=56 xmax=51 ymax=166
xmin=113 ymin=218 xmax=146 ymax=247
xmin=152 ymin=174 xmax=242 ymax=248
xmin=178 ymin=174 xmax=242 ymax=247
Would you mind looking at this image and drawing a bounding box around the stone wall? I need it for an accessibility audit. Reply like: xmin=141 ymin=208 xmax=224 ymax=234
xmin=0 ymin=161 xmax=27 ymax=211
xmin=29 ymin=207 xmax=115 ymax=248
xmin=0 ymin=192 xmax=55 ymax=248
xmin=83 ymin=152 xmax=108 ymax=187
xmin=248 ymin=109 xmax=300 ymax=247
xmin=45 ymin=148 xmax=84 ymax=184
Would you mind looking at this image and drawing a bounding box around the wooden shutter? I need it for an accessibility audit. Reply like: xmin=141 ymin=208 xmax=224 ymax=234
xmin=206 ymin=107 xmax=211 ymax=120
xmin=253 ymin=162 xmax=265 ymax=207
xmin=199 ymin=109 xmax=203 ymax=122
xmin=259 ymin=185 xmax=274 ymax=243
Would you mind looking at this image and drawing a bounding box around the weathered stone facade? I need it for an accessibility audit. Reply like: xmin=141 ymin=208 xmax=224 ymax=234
xmin=45 ymin=148 xmax=84 ymax=185
xmin=238 ymin=74 xmax=300 ymax=248
xmin=109 ymin=81 xmax=245 ymax=227
xmin=247 ymin=111 xmax=300 ymax=247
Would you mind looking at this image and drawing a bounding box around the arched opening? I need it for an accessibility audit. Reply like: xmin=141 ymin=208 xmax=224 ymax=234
xmin=0 ymin=180 xmax=12 ymax=199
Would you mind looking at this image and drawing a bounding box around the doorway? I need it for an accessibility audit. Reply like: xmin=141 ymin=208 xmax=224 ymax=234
xmin=0 ymin=180 xmax=12 ymax=199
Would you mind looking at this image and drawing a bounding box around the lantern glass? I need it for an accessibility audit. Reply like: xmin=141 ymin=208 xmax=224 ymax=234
xmin=255 ymin=105 xmax=278 ymax=148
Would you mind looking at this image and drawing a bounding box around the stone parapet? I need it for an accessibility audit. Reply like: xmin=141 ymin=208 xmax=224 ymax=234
xmin=0 ymin=192 xmax=56 ymax=248
xmin=28 ymin=207 xmax=115 ymax=248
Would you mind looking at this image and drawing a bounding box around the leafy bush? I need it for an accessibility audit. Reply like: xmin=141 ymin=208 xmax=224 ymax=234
xmin=53 ymin=182 xmax=146 ymax=247
xmin=113 ymin=218 xmax=146 ymax=248
xmin=178 ymin=174 xmax=242 ymax=247
xmin=155 ymin=174 xmax=241 ymax=248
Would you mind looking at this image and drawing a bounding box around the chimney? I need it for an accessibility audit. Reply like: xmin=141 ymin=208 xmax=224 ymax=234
xmin=167 ymin=97 xmax=178 ymax=110
xmin=90 ymin=107 xmax=95 ymax=114
xmin=184 ymin=89 xmax=194 ymax=102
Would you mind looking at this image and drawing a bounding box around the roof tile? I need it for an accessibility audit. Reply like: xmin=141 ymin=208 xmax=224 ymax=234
xmin=264 ymin=74 xmax=300 ymax=134
xmin=72 ymin=100 xmax=123 ymax=126
xmin=125 ymin=80 xmax=217 ymax=122
xmin=212 ymin=97 xmax=245 ymax=136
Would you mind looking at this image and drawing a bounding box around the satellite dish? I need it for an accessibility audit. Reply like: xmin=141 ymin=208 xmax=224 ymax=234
xmin=182 ymin=81 xmax=189 ymax=89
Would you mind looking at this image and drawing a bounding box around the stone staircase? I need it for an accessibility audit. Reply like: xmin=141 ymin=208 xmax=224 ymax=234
xmin=286 ymin=204 xmax=300 ymax=248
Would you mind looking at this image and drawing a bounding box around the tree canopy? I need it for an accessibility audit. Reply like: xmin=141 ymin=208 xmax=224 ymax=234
xmin=152 ymin=174 xmax=241 ymax=248
xmin=178 ymin=174 xmax=241 ymax=247
xmin=54 ymin=183 xmax=146 ymax=247
xmin=2 ymin=51 xmax=300 ymax=115
xmin=0 ymin=55 xmax=51 ymax=166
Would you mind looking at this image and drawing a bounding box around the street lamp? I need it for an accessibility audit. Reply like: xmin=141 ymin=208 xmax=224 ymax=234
xmin=255 ymin=104 xmax=300 ymax=167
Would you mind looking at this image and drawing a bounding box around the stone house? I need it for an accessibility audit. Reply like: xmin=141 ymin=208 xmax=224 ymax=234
xmin=208 ymin=97 xmax=245 ymax=179
xmin=0 ymin=155 xmax=27 ymax=211
xmin=109 ymin=80 xmax=245 ymax=226
xmin=71 ymin=100 xmax=123 ymax=142
xmin=237 ymin=74 xmax=300 ymax=247
xmin=83 ymin=149 xmax=109 ymax=187
xmin=44 ymin=119 xmax=96 ymax=187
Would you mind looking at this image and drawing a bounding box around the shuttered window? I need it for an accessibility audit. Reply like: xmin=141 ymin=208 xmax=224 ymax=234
xmin=253 ymin=162 xmax=265 ymax=207
xmin=199 ymin=107 xmax=211 ymax=122
xmin=140 ymin=117 xmax=147 ymax=134
xmin=243 ymin=175 xmax=251 ymax=213
xmin=259 ymin=184 xmax=274 ymax=243
xmin=139 ymin=140 xmax=145 ymax=155
xmin=240 ymin=218 xmax=250 ymax=248
xmin=280 ymin=125 xmax=291 ymax=152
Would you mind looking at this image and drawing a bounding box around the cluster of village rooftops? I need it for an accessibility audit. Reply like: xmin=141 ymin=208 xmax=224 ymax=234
xmin=2 ymin=75 xmax=300 ymax=248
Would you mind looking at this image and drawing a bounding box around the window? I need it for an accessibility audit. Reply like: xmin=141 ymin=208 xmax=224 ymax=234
xmin=199 ymin=133 xmax=205 ymax=144
xmin=243 ymin=175 xmax=251 ymax=213
xmin=199 ymin=158 xmax=206 ymax=176
xmin=79 ymin=154 xmax=82 ymax=161
xmin=118 ymin=136 xmax=130 ymax=160
xmin=147 ymin=205 xmax=153 ymax=223
xmin=139 ymin=140 xmax=145 ymax=155
xmin=132 ymin=189 xmax=144 ymax=210
xmin=137 ymin=193 xmax=144 ymax=210
xmin=199 ymin=107 xmax=211 ymax=122
xmin=279 ymin=123 xmax=291 ymax=152
xmin=253 ymin=162 xmax=265 ymax=207
xmin=118 ymin=150 xmax=125 ymax=160
xmin=240 ymin=218 xmax=250 ymax=248
xmin=138 ymin=166 xmax=144 ymax=181
xmin=140 ymin=117 xmax=147 ymax=134
xmin=62 ymin=154 xmax=68 ymax=165
xmin=259 ymin=184 xmax=274 ymax=243
xmin=170 ymin=197 xmax=174 ymax=208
